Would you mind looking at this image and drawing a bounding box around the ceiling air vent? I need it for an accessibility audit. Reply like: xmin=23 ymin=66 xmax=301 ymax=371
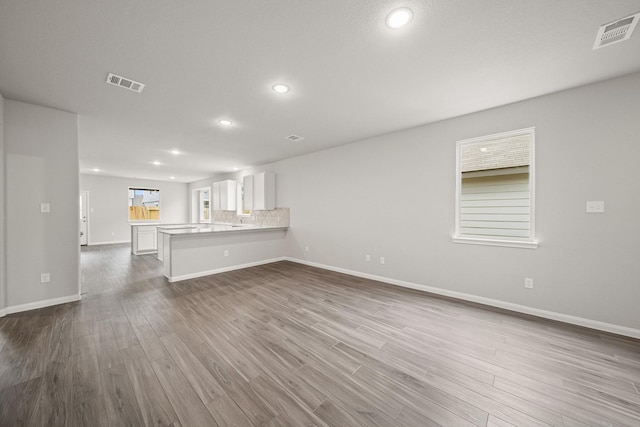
xmin=286 ymin=135 xmax=305 ymax=142
xmin=593 ymin=12 xmax=640 ymax=50
xmin=106 ymin=73 xmax=145 ymax=93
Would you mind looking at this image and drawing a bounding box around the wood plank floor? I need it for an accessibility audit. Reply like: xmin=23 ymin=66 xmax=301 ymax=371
xmin=1 ymin=244 xmax=639 ymax=426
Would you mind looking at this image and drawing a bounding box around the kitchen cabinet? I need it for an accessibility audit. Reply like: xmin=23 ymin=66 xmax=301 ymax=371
xmin=213 ymin=179 xmax=237 ymax=211
xmin=253 ymin=171 xmax=275 ymax=210
xmin=131 ymin=224 xmax=158 ymax=254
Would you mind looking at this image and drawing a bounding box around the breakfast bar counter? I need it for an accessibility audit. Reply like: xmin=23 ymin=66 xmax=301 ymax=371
xmin=158 ymin=224 xmax=288 ymax=282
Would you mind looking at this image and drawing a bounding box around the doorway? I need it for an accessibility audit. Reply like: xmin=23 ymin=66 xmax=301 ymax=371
xmin=80 ymin=191 xmax=89 ymax=246
xmin=191 ymin=187 xmax=211 ymax=223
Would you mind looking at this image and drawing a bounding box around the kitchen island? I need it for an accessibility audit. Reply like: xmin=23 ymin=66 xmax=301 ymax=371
xmin=158 ymin=224 xmax=288 ymax=282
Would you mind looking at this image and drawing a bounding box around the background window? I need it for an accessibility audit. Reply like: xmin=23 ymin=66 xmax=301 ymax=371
xmin=454 ymin=128 xmax=537 ymax=248
xmin=128 ymin=187 xmax=160 ymax=221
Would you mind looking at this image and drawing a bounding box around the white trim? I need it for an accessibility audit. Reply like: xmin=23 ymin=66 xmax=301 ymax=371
xmin=167 ymin=257 xmax=286 ymax=282
xmin=89 ymin=240 xmax=130 ymax=246
xmin=285 ymin=257 xmax=640 ymax=340
xmin=4 ymin=294 xmax=81 ymax=315
xmin=452 ymin=236 xmax=539 ymax=249
xmin=0 ymin=308 xmax=6 ymax=318
xmin=133 ymin=249 xmax=158 ymax=255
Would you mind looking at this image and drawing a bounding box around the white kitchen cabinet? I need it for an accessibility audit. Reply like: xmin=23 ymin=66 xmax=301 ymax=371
xmin=213 ymin=179 xmax=237 ymax=211
xmin=131 ymin=224 xmax=158 ymax=254
xmin=253 ymin=171 xmax=275 ymax=210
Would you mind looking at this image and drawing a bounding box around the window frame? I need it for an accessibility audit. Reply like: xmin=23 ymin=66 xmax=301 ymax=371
xmin=236 ymin=177 xmax=252 ymax=217
xmin=453 ymin=127 xmax=538 ymax=249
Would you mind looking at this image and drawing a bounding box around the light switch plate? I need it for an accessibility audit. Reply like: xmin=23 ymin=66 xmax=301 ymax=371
xmin=586 ymin=201 xmax=605 ymax=213
xmin=40 ymin=203 xmax=50 ymax=213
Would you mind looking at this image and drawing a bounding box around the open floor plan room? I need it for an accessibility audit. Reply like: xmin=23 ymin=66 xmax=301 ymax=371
xmin=1 ymin=244 xmax=639 ymax=426
xmin=2 ymin=2 xmax=640 ymax=426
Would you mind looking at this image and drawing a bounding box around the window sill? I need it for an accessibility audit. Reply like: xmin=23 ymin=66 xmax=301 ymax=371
xmin=452 ymin=236 xmax=539 ymax=249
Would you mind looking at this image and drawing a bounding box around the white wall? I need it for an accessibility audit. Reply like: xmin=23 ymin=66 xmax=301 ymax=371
xmin=235 ymin=72 xmax=640 ymax=332
xmin=5 ymin=100 xmax=80 ymax=309
xmin=80 ymin=174 xmax=189 ymax=244
xmin=0 ymin=93 xmax=5 ymax=313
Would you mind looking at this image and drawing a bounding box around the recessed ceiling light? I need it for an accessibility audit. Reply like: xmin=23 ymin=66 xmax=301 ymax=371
xmin=272 ymin=83 xmax=290 ymax=94
xmin=233 ymin=167 xmax=239 ymax=171
xmin=386 ymin=7 xmax=413 ymax=29
xmin=170 ymin=149 xmax=181 ymax=155
xmin=480 ymin=147 xmax=488 ymax=152
xmin=92 ymin=168 xmax=100 ymax=172
xmin=219 ymin=119 xmax=233 ymax=126
xmin=152 ymin=161 xmax=161 ymax=166
xmin=170 ymin=176 xmax=176 ymax=180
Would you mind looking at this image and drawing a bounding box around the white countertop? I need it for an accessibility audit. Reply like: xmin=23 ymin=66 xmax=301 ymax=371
xmin=130 ymin=222 xmax=200 ymax=227
xmin=156 ymin=224 xmax=200 ymax=230
xmin=158 ymin=223 xmax=287 ymax=236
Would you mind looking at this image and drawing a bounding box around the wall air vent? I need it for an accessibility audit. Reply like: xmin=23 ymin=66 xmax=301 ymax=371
xmin=593 ymin=12 xmax=640 ymax=50
xmin=286 ymin=135 xmax=305 ymax=142
xmin=106 ymin=73 xmax=145 ymax=93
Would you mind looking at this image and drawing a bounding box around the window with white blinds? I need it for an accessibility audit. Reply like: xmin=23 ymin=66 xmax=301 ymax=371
xmin=454 ymin=128 xmax=537 ymax=249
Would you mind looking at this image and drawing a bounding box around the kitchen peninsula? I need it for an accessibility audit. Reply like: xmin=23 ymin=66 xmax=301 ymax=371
xmin=131 ymin=223 xmax=200 ymax=255
xmin=159 ymin=223 xmax=288 ymax=282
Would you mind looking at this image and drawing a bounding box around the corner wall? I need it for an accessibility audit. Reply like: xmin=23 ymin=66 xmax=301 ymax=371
xmin=264 ymin=72 xmax=640 ymax=333
xmin=5 ymin=100 xmax=80 ymax=310
xmin=0 ymin=93 xmax=5 ymax=314
xmin=80 ymin=174 xmax=190 ymax=244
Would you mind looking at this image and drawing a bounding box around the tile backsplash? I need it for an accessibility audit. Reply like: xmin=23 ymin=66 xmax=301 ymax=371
xmin=213 ymin=207 xmax=290 ymax=227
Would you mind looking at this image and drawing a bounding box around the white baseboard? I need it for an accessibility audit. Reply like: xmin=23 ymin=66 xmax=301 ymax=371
xmin=285 ymin=257 xmax=640 ymax=340
xmin=168 ymin=257 xmax=287 ymax=283
xmin=88 ymin=240 xmax=130 ymax=246
xmin=3 ymin=294 xmax=81 ymax=316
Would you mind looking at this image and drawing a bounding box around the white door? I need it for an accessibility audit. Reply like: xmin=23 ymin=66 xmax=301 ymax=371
xmin=80 ymin=191 xmax=88 ymax=246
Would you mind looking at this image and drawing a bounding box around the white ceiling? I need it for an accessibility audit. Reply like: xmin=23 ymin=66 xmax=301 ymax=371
xmin=1 ymin=0 xmax=640 ymax=183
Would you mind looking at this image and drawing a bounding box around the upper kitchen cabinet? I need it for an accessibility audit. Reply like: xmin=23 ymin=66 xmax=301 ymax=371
xmin=213 ymin=179 xmax=237 ymax=211
xmin=253 ymin=171 xmax=275 ymax=210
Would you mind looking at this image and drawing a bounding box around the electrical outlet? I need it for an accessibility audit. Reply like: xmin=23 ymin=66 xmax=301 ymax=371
xmin=224 ymin=249 xmax=229 ymax=257
xmin=305 ymin=246 xmax=309 ymax=252
xmin=40 ymin=203 xmax=50 ymax=213
xmin=380 ymin=256 xmax=385 ymax=265
xmin=365 ymin=254 xmax=371 ymax=262
xmin=586 ymin=201 xmax=605 ymax=213
xmin=524 ymin=278 xmax=534 ymax=289
xmin=41 ymin=273 xmax=50 ymax=283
